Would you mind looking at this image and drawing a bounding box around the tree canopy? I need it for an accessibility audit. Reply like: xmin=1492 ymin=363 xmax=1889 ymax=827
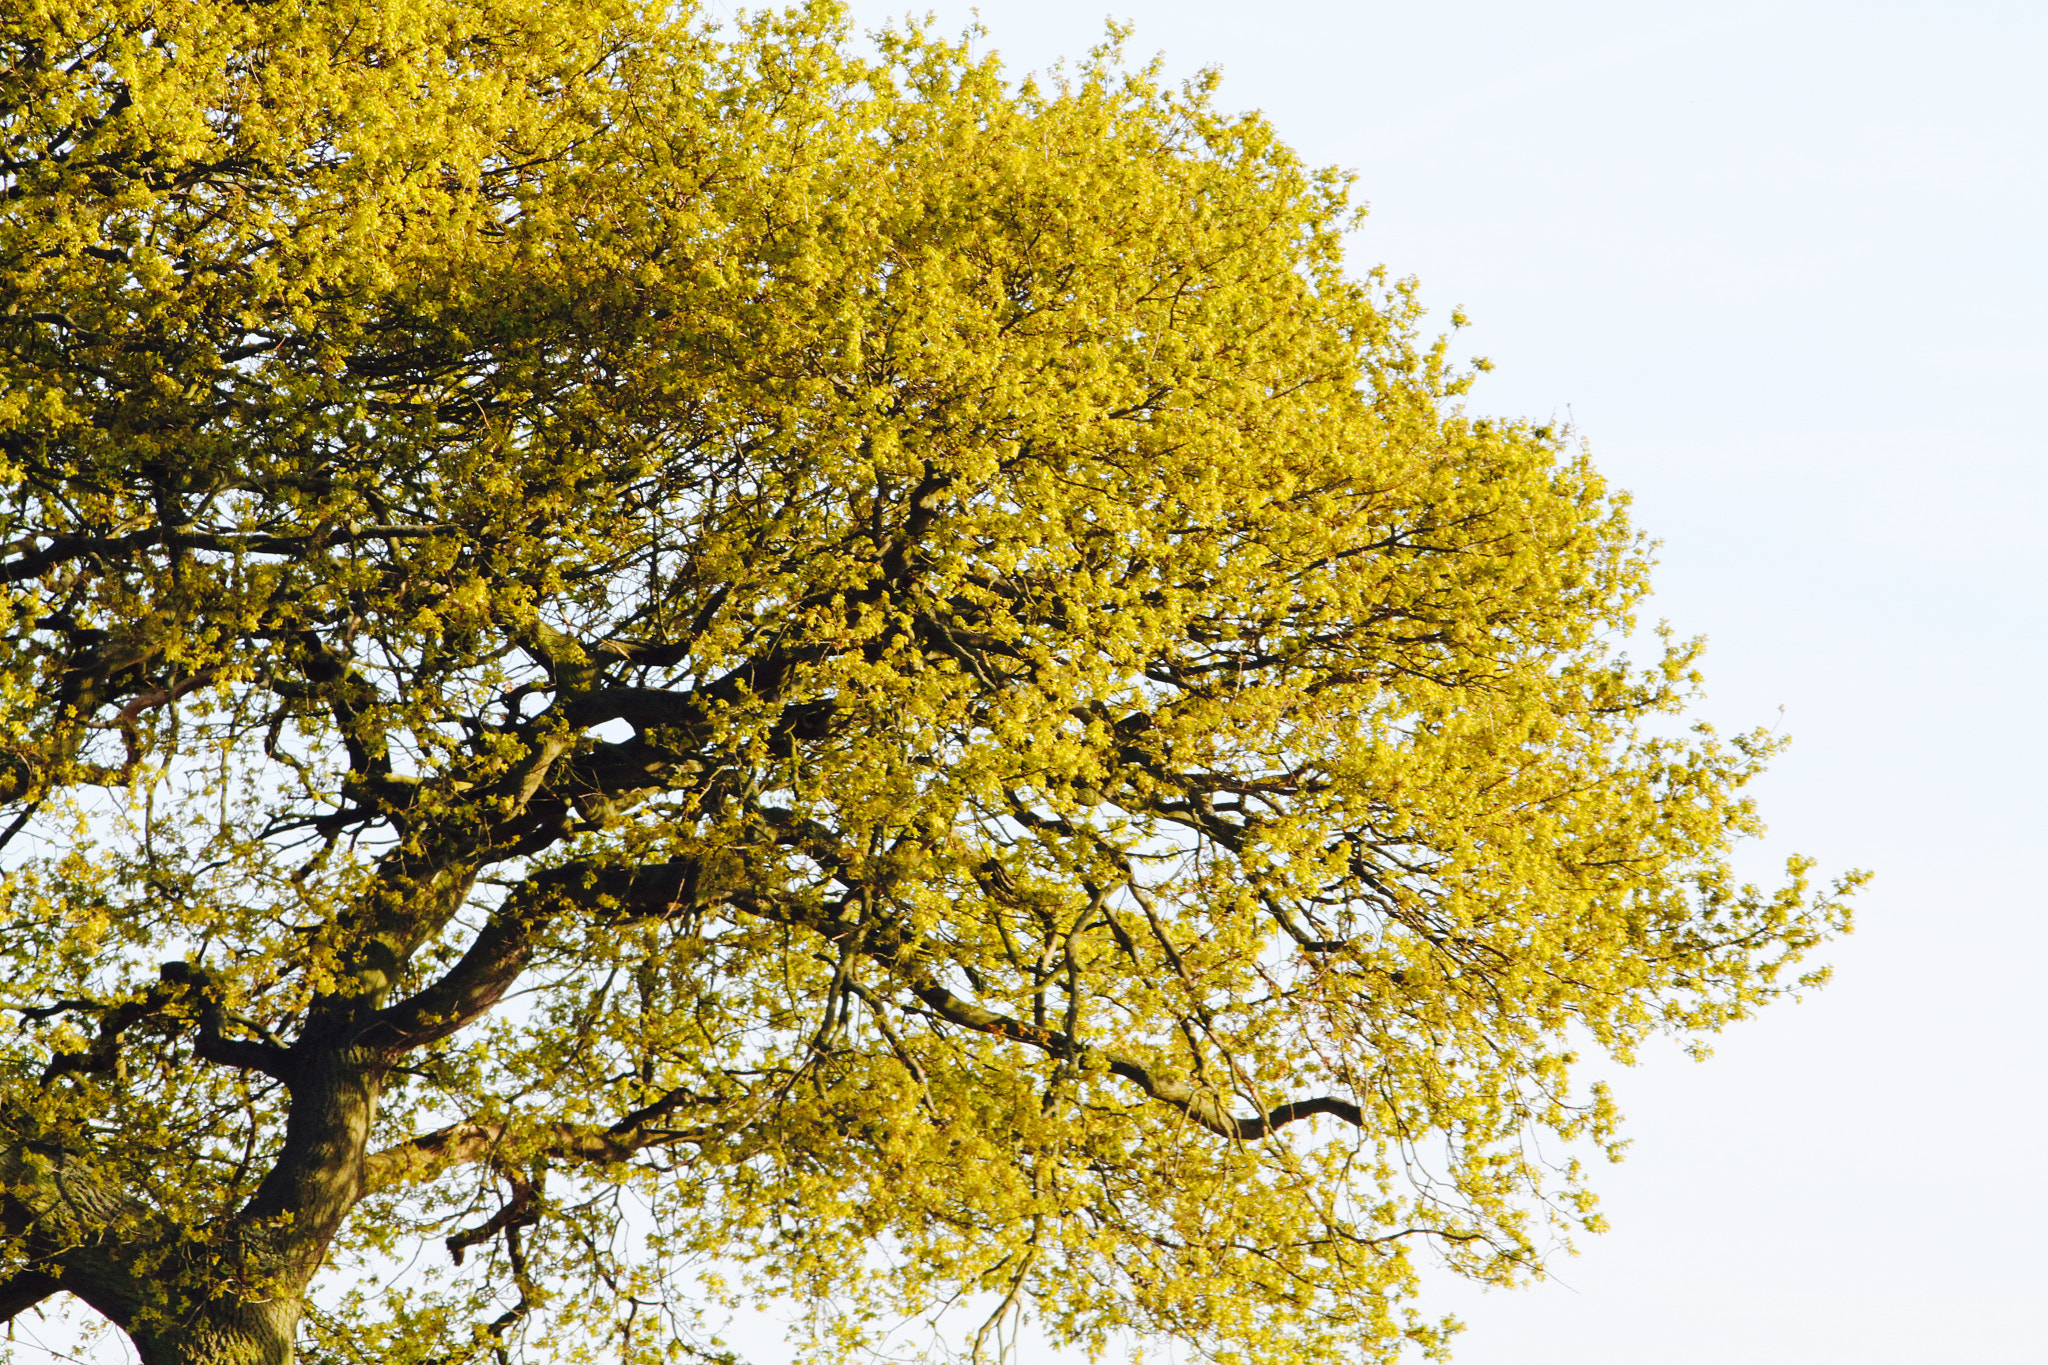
xmin=0 ymin=3 xmax=1857 ymax=1364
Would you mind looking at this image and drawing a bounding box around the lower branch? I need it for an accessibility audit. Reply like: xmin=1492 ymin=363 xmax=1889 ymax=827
xmin=0 ymin=1269 xmax=61 ymax=1324
xmin=363 ymin=1086 xmax=729 ymax=1195
xmin=445 ymin=1172 xmax=539 ymax=1267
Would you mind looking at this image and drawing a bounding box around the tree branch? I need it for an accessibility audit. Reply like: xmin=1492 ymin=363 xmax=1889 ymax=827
xmin=351 ymin=857 xmax=704 ymax=1058
xmin=903 ymin=976 xmax=1361 ymax=1141
xmin=361 ymin=1083 xmax=727 ymax=1196
xmin=160 ymin=962 xmax=293 ymax=1080
xmin=445 ymin=1171 xmax=539 ymax=1266
xmin=34 ymin=963 xmax=289 ymax=1083
xmin=349 ymin=911 xmax=535 ymax=1058
xmin=733 ymin=884 xmax=1362 ymax=1141
xmin=0 ymin=1269 xmax=61 ymax=1324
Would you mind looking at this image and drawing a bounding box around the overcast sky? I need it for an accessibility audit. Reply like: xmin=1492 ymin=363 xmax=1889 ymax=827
xmin=805 ymin=1 xmax=2045 ymax=1361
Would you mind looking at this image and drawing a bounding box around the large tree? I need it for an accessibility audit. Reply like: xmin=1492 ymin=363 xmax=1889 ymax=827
xmin=0 ymin=3 xmax=1856 ymax=1364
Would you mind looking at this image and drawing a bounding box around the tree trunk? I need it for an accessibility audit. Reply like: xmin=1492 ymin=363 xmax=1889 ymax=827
xmin=125 ymin=1290 xmax=304 ymax=1365
xmin=4 ymin=1049 xmax=385 ymax=1365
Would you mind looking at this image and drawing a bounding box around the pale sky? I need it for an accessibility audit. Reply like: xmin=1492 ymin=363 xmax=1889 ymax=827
xmin=806 ymin=1 xmax=2046 ymax=1361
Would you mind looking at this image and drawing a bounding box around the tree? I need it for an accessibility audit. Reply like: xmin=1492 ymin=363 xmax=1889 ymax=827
xmin=0 ymin=3 xmax=1857 ymax=1364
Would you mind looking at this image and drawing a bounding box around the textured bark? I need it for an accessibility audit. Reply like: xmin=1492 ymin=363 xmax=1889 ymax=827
xmin=123 ymin=1281 xmax=302 ymax=1365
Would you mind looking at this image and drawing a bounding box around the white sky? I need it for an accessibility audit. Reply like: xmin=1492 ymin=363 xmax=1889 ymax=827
xmin=803 ymin=0 xmax=2045 ymax=1361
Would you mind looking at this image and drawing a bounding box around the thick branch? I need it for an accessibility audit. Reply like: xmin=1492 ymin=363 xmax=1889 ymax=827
xmin=445 ymin=1172 xmax=538 ymax=1266
xmin=561 ymin=687 xmax=711 ymax=736
xmin=351 ymin=856 xmax=703 ymax=1057
xmin=162 ymin=961 xmax=293 ymax=1080
xmin=0 ymin=1136 xmax=156 ymax=1328
xmin=361 ymin=1120 xmax=507 ymax=1193
xmin=350 ymin=910 xmax=535 ymax=1057
xmin=38 ymin=962 xmax=288 ymax=1083
xmin=361 ymin=1084 xmax=725 ymax=1195
xmin=1 ymin=524 xmax=457 ymax=585
xmin=0 ymin=1269 xmax=61 ymax=1324
xmin=191 ymin=1031 xmax=293 ymax=1076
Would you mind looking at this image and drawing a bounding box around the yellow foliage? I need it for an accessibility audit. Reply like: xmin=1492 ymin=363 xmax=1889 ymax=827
xmin=0 ymin=4 xmax=1857 ymax=1365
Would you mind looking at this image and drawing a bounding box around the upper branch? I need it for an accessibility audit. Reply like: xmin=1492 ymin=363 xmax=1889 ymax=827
xmin=349 ymin=856 xmax=705 ymax=1058
xmin=36 ymin=962 xmax=289 ymax=1083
